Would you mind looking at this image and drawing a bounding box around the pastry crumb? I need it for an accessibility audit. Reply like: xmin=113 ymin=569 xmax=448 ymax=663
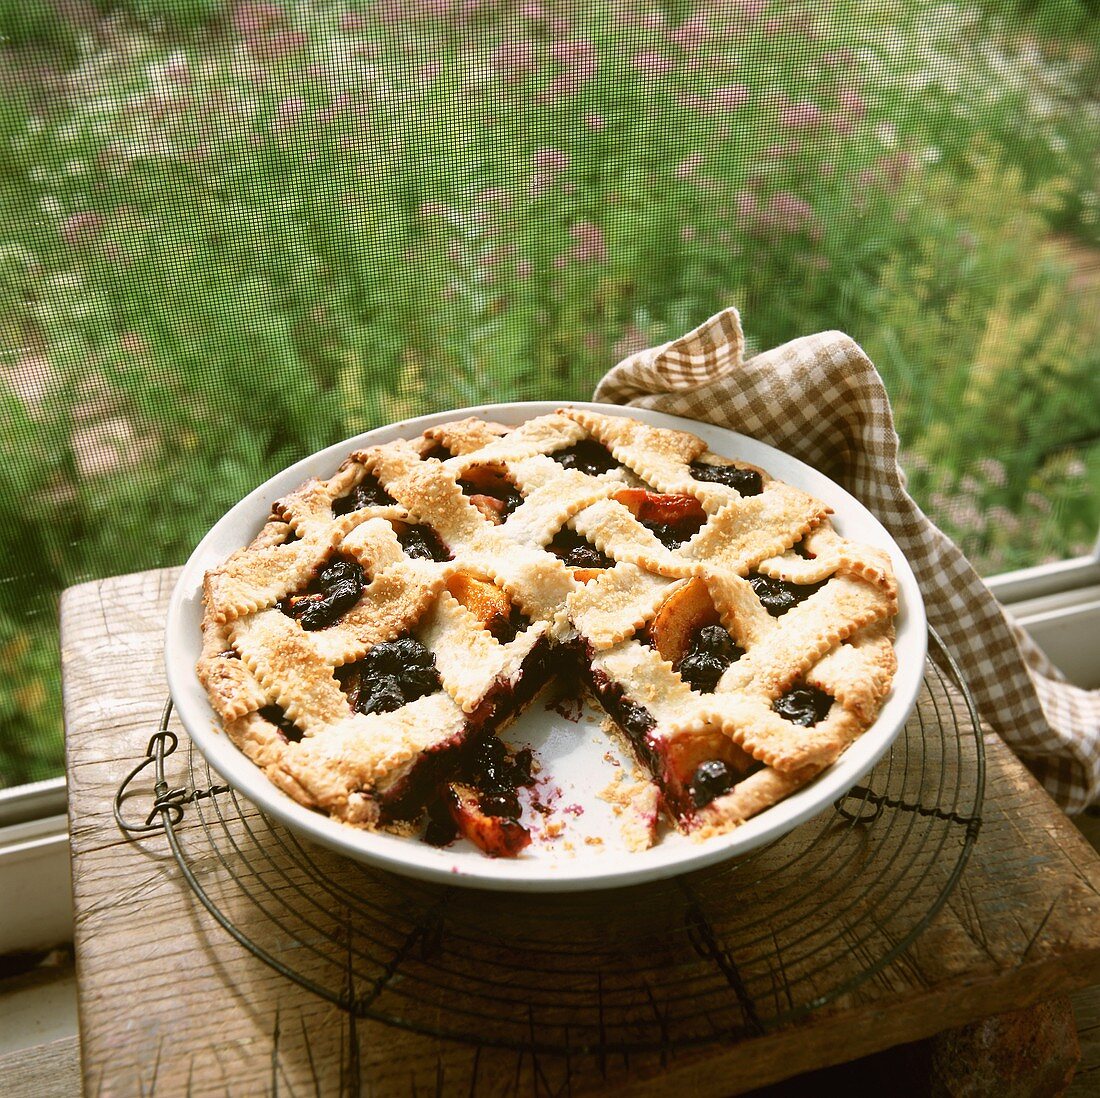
xmin=584 ymin=835 xmax=604 ymax=846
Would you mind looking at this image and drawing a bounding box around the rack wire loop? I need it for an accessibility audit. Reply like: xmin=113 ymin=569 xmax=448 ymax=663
xmin=114 ymin=699 xmax=229 ymax=834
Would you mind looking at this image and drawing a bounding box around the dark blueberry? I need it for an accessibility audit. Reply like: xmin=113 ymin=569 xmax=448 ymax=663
xmin=620 ymin=699 xmax=656 ymax=740
xmin=364 ymin=635 xmax=435 ymax=674
xmin=348 ymin=636 xmax=442 ymax=713
xmin=749 ymin=573 xmax=824 ymax=617
xmin=470 ymin=736 xmax=510 ymax=789
xmin=691 ymin=760 xmax=735 ymax=807
xmin=284 ymin=555 xmax=367 ymax=630
xmin=333 ymin=474 xmax=396 ymax=515
xmin=317 ymin=557 xmax=365 ymax=589
xmin=678 ymin=652 xmax=729 ymax=693
xmin=773 ymin=686 xmax=834 ymax=727
xmin=358 ymin=674 xmax=407 ymax=715
xmin=458 ymin=478 xmax=524 ymax=518
xmin=397 ymin=523 xmax=450 ymax=561
xmin=486 ymin=612 xmax=522 ymax=644
xmin=689 ymin=461 xmax=763 ymax=496
xmin=511 ymin=747 xmax=534 ymax=784
xmin=424 ymin=798 xmax=458 ymax=846
xmin=548 ymin=528 xmax=613 ymax=569
xmin=479 ymin=790 xmax=521 ymax=818
xmin=678 ymin=625 xmax=744 ymax=693
xmin=500 ymin=486 xmax=524 ymax=515
xmin=552 ymin=439 xmax=621 ymax=476
xmin=694 ymin=624 xmax=741 ymax=660
xmin=643 ymin=522 xmax=685 ymax=549
xmin=258 ymin=705 xmax=304 ymax=743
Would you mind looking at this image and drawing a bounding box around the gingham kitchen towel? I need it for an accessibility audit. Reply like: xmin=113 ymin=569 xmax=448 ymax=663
xmin=593 ymin=307 xmax=1100 ymax=812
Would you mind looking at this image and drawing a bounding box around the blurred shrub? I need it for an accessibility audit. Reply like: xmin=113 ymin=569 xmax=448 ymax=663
xmin=1 ymin=0 xmax=1099 ymax=782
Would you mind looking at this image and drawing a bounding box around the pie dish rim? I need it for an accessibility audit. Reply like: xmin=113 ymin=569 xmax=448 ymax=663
xmin=164 ymin=399 xmax=927 ymax=892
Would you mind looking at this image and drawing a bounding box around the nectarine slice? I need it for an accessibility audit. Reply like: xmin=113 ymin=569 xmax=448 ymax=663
xmin=650 ymin=577 xmax=720 ymax=666
xmin=612 ymin=489 xmax=706 ymax=538
xmin=446 ymin=572 xmax=513 ymax=630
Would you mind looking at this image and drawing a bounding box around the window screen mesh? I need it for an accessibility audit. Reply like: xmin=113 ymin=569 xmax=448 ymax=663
xmin=1 ymin=0 xmax=1098 ymax=785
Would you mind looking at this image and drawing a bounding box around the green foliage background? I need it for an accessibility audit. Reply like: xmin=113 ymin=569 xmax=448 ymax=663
xmin=1 ymin=0 xmax=1099 ymax=785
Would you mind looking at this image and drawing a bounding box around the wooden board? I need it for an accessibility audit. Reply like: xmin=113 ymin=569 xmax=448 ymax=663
xmin=61 ymin=570 xmax=1100 ymax=1096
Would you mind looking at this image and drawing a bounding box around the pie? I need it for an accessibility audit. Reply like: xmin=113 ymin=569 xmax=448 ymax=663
xmin=197 ymin=409 xmax=899 ymax=856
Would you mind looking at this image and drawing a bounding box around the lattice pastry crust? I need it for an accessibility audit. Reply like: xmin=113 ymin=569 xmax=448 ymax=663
xmin=197 ymin=410 xmax=899 ymax=855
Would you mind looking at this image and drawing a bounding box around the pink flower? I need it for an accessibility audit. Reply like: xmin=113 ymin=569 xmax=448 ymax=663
xmin=551 ymin=38 xmax=597 ymax=73
xmin=681 ymin=226 xmax=697 ymax=241
xmin=262 ymin=29 xmax=307 ymax=58
xmin=163 ymin=55 xmax=190 ymax=85
xmin=273 ymin=96 xmax=305 ymax=129
xmin=821 ymin=48 xmax=855 ymax=67
xmin=766 ymin=192 xmax=815 ymax=233
xmin=733 ymin=0 xmax=766 ymax=17
xmin=516 ymin=259 xmax=533 ymax=279
xmin=520 ymin=2 xmax=543 ymax=18
xmin=878 ymin=151 xmax=914 ymax=186
xmin=233 ymin=2 xmax=282 ymax=37
xmin=837 ymin=89 xmax=867 ymax=120
xmin=120 ymin=332 xmax=147 ymax=355
xmin=340 ymin=12 xmax=366 ymax=31
xmin=532 ymin=147 xmax=570 ymax=174
xmin=419 ymin=200 xmax=450 ymax=218
xmin=678 ymin=92 xmax=708 ymax=111
xmin=61 ymin=212 xmax=103 ymax=246
xmin=583 ymin=113 xmax=605 ymax=131
xmin=492 ymin=39 xmax=538 ymax=81
xmin=734 ymin=190 xmax=758 ymax=219
xmin=780 ymin=101 xmax=823 ymax=129
xmin=712 ymin=83 xmax=750 ymax=111
xmin=632 ymin=51 xmax=673 ymax=77
xmin=419 ymin=61 xmax=441 ymax=81
xmin=530 ymin=147 xmax=570 ymax=194
xmin=675 ymin=152 xmax=703 ymax=179
xmin=669 ymin=14 xmax=709 ymax=50
xmin=569 ymin=220 xmax=607 ymax=263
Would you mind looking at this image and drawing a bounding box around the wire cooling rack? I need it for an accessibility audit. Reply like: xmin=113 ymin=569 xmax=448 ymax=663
xmin=115 ymin=627 xmax=983 ymax=1055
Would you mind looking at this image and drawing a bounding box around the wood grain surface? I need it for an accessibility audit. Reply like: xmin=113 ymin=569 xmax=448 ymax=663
xmin=61 ymin=570 xmax=1100 ymax=1097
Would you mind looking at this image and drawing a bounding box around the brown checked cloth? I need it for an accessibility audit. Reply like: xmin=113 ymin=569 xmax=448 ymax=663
xmin=593 ymin=307 xmax=1100 ymax=812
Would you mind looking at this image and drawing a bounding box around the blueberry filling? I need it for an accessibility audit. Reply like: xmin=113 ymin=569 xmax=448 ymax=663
xmin=258 ymin=704 xmax=305 ymax=743
xmin=643 ymin=521 xmax=695 ymax=549
xmin=485 ymin=607 xmax=529 ymax=645
xmin=397 ymin=523 xmax=451 ymax=561
xmin=547 ymin=527 xmax=614 ymax=570
xmin=332 ymin=474 xmax=396 ymax=515
xmin=773 ymin=686 xmax=834 ymax=727
xmin=689 ymin=461 xmax=763 ymax=496
xmin=458 ymin=476 xmax=524 ymax=519
xmin=690 ymin=759 xmax=735 ymax=807
xmin=748 ymin=573 xmax=826 ymax=617
xmin=552 ymin=439 xmax=621 ymax=476
xmin=338 ymin=635 xmax=442 ymax=716
xmin=424 ymin=799 xmax=458 ymax=846
xmin=678 ymin=624 xmax=745 ymax=693
xmin=281 ymin=555 xmax=366 ymax=630
xmin=461 ymin=737 xmax=534 ymax=818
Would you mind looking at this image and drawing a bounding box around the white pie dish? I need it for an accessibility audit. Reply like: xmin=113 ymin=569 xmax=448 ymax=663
xmin=164 ymin=401 xmax=927 ymax=892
